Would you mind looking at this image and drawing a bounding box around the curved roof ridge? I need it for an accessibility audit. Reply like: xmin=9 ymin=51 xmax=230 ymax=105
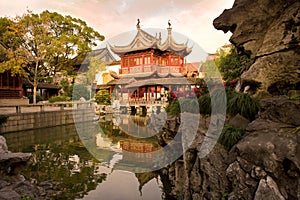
xmin=157 ymin=27 xmax=192 ymax=56
xmin=110 ymin=28 xmax=159 ymax=55
xmin=109 ymin=24 xmax=193 ymax=57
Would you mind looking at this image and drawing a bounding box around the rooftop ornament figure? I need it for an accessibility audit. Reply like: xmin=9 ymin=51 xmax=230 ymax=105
xmin=168 ymin=20 xmax=171 ymax=28
xmin=137 ymin=18 xmax=140 ymax=29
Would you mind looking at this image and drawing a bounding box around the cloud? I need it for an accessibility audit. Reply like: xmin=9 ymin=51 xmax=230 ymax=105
xmin=0 ymin=0 xmax=234 ymax=53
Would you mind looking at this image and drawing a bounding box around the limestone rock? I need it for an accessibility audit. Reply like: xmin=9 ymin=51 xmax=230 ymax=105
xmin=228 ymin=114 xmax=250 ymax=129
xmin=0 ymin=136 xmax=8 ymax=153
xmin=254 ymin=176 xmax=285 ymax=200
xmin=213 ymin=0 xmax=300 ymax=95
xmin=258 ymin=96 xmax=300 ymax=126
xmin=0 ymin=188 xmax=20 ymax=200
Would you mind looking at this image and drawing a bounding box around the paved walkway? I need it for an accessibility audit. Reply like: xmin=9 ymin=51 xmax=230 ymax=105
xmin=0 ymin=106 xmax=74 ymax=115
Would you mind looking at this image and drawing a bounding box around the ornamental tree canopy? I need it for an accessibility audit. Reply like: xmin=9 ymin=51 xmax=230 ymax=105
xmin=0 ymin=10 xmax=104 ymax=103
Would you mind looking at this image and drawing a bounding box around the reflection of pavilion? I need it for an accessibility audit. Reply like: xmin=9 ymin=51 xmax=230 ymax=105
xmin=97 ymin=115 xmax=161 ymax=171
xmin=105 ymin=22 xmax=200 ymax=113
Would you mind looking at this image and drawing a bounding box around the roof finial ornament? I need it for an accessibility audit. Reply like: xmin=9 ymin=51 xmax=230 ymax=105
xmin=137 ymin=18 xmax=141 ymax=29
xmin=168 ymin=20 xmax=171 ymax=28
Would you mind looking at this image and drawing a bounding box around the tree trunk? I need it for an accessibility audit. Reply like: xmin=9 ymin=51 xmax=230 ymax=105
xmin=33 ymin=61 xmax=38 ymax=104
xmin=33 ymin=79 xmax=37 ymax=104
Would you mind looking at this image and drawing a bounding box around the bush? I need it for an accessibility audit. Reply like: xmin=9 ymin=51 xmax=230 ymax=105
xmin=95 ymin=89 xmax=111 ymax=105
xmin=198 ymin=88 xmax=227 ymax=115
xmin=218 ymin=125 xmax=244 ymax=151
xmin=180 ymin=98 xmax=199 ymax=113
xmin=49 ymin=95 xmax=68 ymax=103
xmin=227 ymin=92 xmax=260 ymax=121
xmin=198 ymin=93 xmax=211 ymax=115
xmin=28 ymin=94 xmax=44 ymax=104
xmin=72 ymin=84 xmax=90 ymax=100
xmin=165 ymin=99 xmax=180 ymax=116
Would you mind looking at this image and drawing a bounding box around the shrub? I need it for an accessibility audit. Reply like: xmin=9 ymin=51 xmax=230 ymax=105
xmin=165 ymin=98 xmax=180 ymax=116
xmin=0 ymin=115 xmax=9 ymax=125
xmin=95 ymin=89 xmax=111 ymax=105
xmin=49 ymin=95 xmax=68 ymax=103
xmin=218 ymin=125 xmax=244 ymax=151
xmin=198 ymin=93 xmax=211 ymax=115
xmin=198 ymin=88 xmax=227 ymax=115
xmin=180 ymin=98 xmax=199 ymax=113
xmin=28 ymin=94 xmax=44 ymax=104
xmin=227 ymin=92 xmax=260 ymax=121
xmin=72 ymin=84 xmax=90 ymax=100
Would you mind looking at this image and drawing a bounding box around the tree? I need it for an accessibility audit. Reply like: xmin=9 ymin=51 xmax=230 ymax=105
xmin=86 ymin=56 xmax=107 ymax=98
xmin=95 ymin=89 xmax=111 ymax=105
xmin=0 ymin=10 xmax=104 ymax=104
xmin=215 ymin=44 xmax=250 ymax=81
xmin=202 ymin=59 xmax=219 ymax=79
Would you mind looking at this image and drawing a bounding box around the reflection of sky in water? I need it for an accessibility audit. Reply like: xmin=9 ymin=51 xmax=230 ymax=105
xmin=82 ymin=169 xmax=162 ymax=200
xmin=4 ymin=124 xmax=163 ymax=200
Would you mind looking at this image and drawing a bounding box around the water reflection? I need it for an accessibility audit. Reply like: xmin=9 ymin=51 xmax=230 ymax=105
xmin=3 ymin=115 xmax=173 ymax=199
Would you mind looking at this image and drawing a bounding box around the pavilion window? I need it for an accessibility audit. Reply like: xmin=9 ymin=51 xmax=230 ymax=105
xmin=144 ymin=56 xmax=150 ymax=65
xmin=124 ymin=58 xmax=129 ymax=67
xmin=129 ymin=58 xmax=134 ymax=67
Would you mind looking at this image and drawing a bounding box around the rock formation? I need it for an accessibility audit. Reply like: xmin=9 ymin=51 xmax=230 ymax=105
xmin=0 ymin=136 xmax=60 ymax=199
xmin=213 ymin=0 xmax=300 ymax=96
xmin=164 ymin=96 xmax=300 ymax=200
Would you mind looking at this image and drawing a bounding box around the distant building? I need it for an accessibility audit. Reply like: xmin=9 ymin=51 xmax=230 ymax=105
xmin=0 ymin=42 xmax=25 ymax=103
xmin=0 ymin=41 xmax=59 ymax=103
xmin=73 ymin=46 xmax=119 ymax=73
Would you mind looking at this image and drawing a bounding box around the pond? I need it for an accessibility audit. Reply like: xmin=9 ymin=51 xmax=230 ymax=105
xmin=4 ymin=114 xmax=175 ymax=200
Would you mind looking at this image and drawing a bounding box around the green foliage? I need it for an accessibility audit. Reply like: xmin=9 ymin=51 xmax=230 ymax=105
xmin=0 ymin=115 xmax=9 ymax=125
xmin=59 ymin=79 xmax=73 ymax=97
xmin=0 ymin=10 xmax=104 ymax=104
xmin=227 ymin=92 xmax=260 ymax=121
xmin=28 ymin=94 xmax=44 ymax=104
xmin=198 ymin=88 xmax=227 ymax=115
xmin=290 ymin=94 xmax=300 ymax=100
xmin=86 ymin=57 xmax=106 ymax=85
xmin=165 ymin=99 xmax=180 ymax=116
xmin=165 ymin=98 xmax=199 ymax=116
xmin=95 ymin=89 xmax=111 ymax=105
xmin=198 ymin=93 xmax=211 ymax=115
xmin=180 ymin=98 xmax=199 ymax=113
xmin=221 ymin=192 xmax=229 ymax=200
xmin=215 ymin=44 xmax=251 ymax=81
xmin=72 ymin=84 xmax=90 ymax=100
xmin=218 ymin=125 xmax=244 ymax=151
xmin=167 ymin=87 xmax=260 ymax=121
xmin=48 ymin=95 xmax=69 ymax=103
xmin=21 ymin=195 xmax=34 ymax=200
xmin=202 ymin=60 xmax=220 ymax=79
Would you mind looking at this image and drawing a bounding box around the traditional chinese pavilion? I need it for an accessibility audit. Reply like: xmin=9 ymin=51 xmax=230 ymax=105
xmin=107 ymin=21 xmax=198 ymax=111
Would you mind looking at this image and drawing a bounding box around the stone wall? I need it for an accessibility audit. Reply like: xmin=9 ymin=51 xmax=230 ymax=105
xmin=0 ymin=108 xmax=96 ymax=133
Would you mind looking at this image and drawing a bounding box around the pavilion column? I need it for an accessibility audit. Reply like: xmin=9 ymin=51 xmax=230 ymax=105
xmin=121 ymin=86 xmax=123 ymax=98
xmin=109 ymin=86 xmax=112 ymax=97
xmin=155 ymin=85 xmax=157 ymax=100
xmin=146 ymin=86 xmax=149 ymax=101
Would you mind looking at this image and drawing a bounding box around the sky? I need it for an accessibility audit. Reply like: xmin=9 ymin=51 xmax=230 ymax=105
xmin=0 ymin=0 xmax=234 ymax=60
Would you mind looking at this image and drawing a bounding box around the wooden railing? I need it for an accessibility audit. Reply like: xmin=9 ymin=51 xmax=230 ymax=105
xmin=120 ymin=65 xmax=183 ymax=74
xmin=128 ymin=99 xmax=168 ymax=106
